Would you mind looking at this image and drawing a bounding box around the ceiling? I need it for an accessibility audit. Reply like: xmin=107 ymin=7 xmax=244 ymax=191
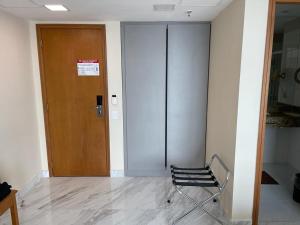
xmin=275 ymin=4 xmax=300 ymax=32
xmin=0 ymin=0 xmax=232 ymax=21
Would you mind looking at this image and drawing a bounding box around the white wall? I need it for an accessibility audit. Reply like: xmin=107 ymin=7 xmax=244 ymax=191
xmin=207 ymin=0 xmax=269 ymax=221
xmin=263 ymin=126 xmax=290 ymax=164
xmin=232 ymin=0 xmax=269 ymax=220
xmin=264 ymin=126 xmax=300 ymax=172
xmin=105 ymin=22 xmax=125 ymax=173
xmin=0 ymin=10 xmax=42 ymax=189
xmin=206 ymin=0 xmax=245 ymax=217
xmin=287 ymin=128 xmax=300 ymax=171
xmin=30 ymin=21 xmax=124 ymax=174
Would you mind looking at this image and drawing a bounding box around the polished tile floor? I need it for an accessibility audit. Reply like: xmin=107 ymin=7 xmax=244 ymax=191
xmin=0 ymin=177 xmax=230 ymax=225
xmin=259 ymin=164 xmax=300 ymax=224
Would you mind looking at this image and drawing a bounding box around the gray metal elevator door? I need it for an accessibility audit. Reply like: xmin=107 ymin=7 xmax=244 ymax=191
xmin=123 ymin=24 xmax=167 ymax=176
xmin=167 ymin=23 xmax=210 ymax=168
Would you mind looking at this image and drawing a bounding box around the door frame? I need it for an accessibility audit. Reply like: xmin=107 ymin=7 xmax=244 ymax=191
xmin=253 ymin=1 xmax=300 ymax=224
xmin=36 ymin=24 xmax=111 ymax=177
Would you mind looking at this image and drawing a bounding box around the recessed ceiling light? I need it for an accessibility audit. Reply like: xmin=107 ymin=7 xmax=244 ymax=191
xmin=44 ymin=4 xmax=68 ymax=11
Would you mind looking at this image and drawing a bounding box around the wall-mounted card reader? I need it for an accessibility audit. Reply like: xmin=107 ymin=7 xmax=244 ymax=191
xmin=112 ymin=94 xmax=118 ymax=105
xmin=96 ymin=95 xmax=103 ymax=117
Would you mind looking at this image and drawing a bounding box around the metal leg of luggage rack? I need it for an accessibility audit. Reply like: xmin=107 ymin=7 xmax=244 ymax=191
xmin=167 ymin=186 xmax=183 ymax=203
xmin=169 ymin=154 xmax=231 ymax=225
xmin=171 ymin=185 xmax=220 ymax=225
xmin=182 ymin=187 xmax=225 ymax=225
xmin=202 ymin=208 xmax=225 ymax=225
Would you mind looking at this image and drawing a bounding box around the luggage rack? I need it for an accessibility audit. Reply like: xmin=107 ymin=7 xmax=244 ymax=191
xmin=167 ymin=154 xmax=231 ymax=225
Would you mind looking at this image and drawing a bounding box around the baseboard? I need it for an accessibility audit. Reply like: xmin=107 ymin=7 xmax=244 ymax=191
xmin=110 ymin=170 xmax=124 ymax=177
xmin=41 ymin=170 xmax=50 ymax=178
xmin=231 ymin=219 xmax=252 ymax=225
xmin=16 ymin=170 xmax=49 ymax=201
xmin=125 ymin=169 xmax=169 ymax=177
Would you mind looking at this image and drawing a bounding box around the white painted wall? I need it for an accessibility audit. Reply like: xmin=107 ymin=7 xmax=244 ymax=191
xmin=29 ymin=21 xmax=124 ymax=174
xmin=263 ymin=126 xmax=290 ymax=164
xmin=232 ymin=0 xmax=269 ymax=221
xmin=264 ymin=126 xmax=300 ymax=173
xmin=286 ymin=128 xmax=300 ymax=171
xmin=105 ymin=22 xmax=125 ymax=173
xmin=0 ymin=10 xmax=42 ymax=189
xmin=206 ymin=0 xmax=245 ymax=218
xmin=207 ymin=0 xmax=269 ymax=221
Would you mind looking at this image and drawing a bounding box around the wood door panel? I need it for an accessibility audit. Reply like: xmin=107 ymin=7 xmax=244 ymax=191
xmin=37 ymin=25 xmax=109 ymax=176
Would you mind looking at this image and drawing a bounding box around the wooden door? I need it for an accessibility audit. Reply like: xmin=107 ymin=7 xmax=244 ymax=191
xmin=37 ymin=25 xmax=110 ymax=176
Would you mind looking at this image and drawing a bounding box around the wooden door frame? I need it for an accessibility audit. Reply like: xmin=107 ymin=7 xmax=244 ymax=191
xmin=253 ymin=1 xmax=300 ymax=224
xmin=36 ymin=24 xmax=111 ymax=177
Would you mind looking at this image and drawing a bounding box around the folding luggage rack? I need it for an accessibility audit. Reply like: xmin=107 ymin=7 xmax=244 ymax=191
xmin=167 ymin=154 xmax=231 ymax=225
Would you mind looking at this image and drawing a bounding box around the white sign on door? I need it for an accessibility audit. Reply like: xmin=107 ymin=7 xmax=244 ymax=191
xmin=77 ymin=60 xmax=100 ymax=76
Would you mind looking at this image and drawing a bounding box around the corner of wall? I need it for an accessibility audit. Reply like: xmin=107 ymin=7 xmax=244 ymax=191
xmin=231 ymin=0 xmax=269 ymax=220
xmin=206 ymin=0 xmax=246 ymax=219
xmin=0 ymin=11 xmax=43 ymax=189
xmin=29 ymin=21 xmax=49 ymax=171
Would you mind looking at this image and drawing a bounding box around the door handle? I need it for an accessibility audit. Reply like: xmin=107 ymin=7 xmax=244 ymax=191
xmin=96 ymin=95 xmax=104 ymax=117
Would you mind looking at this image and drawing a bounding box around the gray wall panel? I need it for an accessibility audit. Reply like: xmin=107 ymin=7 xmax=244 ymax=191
xmin=122 ymin=22 xmax=210 ymax=176
xmin=167 ymin=23 xmax=210 ymax=167
xmin=123 ymin=24 xmax=167 ymax=175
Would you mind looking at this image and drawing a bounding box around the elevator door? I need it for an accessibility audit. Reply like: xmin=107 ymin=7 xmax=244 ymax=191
xmin=122 ymin=22 xmax=210 ymax=176
xmin=123 ymin=24 xmax=167 ymax=176
xmin=167 ymin=23 xmax=210 ymax=168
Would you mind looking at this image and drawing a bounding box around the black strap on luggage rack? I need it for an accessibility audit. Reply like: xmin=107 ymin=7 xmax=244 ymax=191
xmin=167 ymin=154 xmax=231 ymax=225
xmin=171 ymin=165 xmax=219 ymax=187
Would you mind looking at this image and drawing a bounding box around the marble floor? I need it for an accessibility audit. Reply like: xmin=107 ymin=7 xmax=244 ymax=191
xmin=0 ymin=177 xmax=230 ymax=225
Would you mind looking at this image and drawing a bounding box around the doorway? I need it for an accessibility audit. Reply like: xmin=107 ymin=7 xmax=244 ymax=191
xmin=37 ymin=24 xmax=110 ymax=177
xmin=254 ymin=1 xmax=300 ymax=224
